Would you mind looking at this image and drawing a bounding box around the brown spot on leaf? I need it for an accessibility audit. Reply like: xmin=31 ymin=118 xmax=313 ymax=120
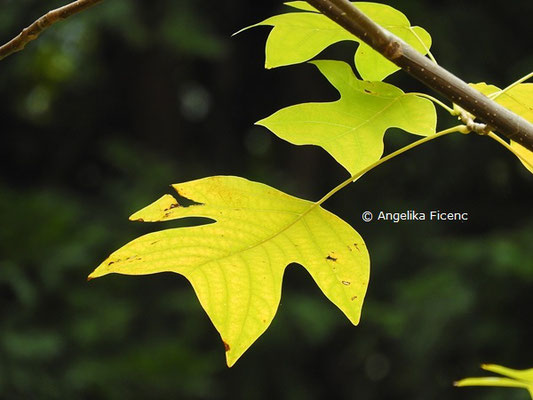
xmin=151 ymin=241 xmax=160 ymax=245
xmin=163 ymin=203 xmax=179 ymax=212
xmin=351 ymin=295 xmax=358 ymax=301
xmin=364 ymin=89 xmax=373 ymax=94
xmin=107 ymin=261 xmax=115 ymax=266
xmin=135 ymin=218 xmax=144 ymax=222
xmin=354 ymin=243 xmax=360 ymax=252
xmin=326 ymin=254 xmax=337 ymax=262
xmin=223 ymin=340 xmax=230 ymax=352
xmin=342 ymin=281 xmax=351 ymax=286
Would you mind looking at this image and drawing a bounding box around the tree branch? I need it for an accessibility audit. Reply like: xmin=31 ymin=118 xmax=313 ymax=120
xmin=0 ymin=0 xmax=104 ymax=61
xmin=305 ymin=0 xmax=533 ymax=152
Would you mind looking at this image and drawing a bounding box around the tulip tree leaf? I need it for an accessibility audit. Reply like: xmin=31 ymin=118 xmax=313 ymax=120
xmin=243 ymin=1 xmax=432 ymax=81
xmin=257 ymin=60 xmax=436 ymax=175
xmin=471 ymin=82 xmax=533 ymax=174
xmin=88 ymin=176 xmax=370 ymax=367
xmin=455 ymin=364 xmax=533 ymax=398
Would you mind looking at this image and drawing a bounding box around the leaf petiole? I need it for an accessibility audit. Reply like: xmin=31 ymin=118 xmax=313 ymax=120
xmin=410 ymin=92 xmax=455 ymax=115
xmin=316 ymin=125 xmax=464 ymax=207
xmin=489 ymin=71 xmax=533 ymax=100
xmin=409 ymin=27 xmax=438 ymax=65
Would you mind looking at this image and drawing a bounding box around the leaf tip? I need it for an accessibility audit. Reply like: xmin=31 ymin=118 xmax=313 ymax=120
xmin=221 ymin=339 xmax=235 ymax=367
xmin=128 ymin=194 xmax=181 ymax=222
xmin=231 ymin=23 xmax=260 ymax=37
xmin=225 ymin=350 xmax=238 ymax=369
xmin=87 ymin=269 xmax=102 ymax=282
xmin=87 ymin=269 xmax=100 ymax=281
xmin=481 ymin=363 xmax=498 ymax=372
xmin=350 ymin=315 xmax=361 ymax=326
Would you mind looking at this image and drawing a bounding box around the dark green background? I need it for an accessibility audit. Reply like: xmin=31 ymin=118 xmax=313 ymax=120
xmin=1 ymin=0 xmax=532 ymax=399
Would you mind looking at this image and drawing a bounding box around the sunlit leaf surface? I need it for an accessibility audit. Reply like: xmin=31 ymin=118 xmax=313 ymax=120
xmin=258 ymin=60 xmax=436 ymax=175
xmin=244 ymin=1 xmax=432 ymax=81
xmin=89 ymin=176 xmax=369 ymax=366
xmin=455 ymin=364 xmax=533 ymax=398
xmin=472 ymin=82 xmax=533 ymax=174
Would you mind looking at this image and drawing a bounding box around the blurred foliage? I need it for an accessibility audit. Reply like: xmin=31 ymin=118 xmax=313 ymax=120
xmin=0 ymin=0 xmax=532 ymax=399
xmin=456 ymin=364 xmax=533 ymax=398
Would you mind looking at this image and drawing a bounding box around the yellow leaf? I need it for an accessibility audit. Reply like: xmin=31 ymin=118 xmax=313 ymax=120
xmin=89 ymin=176 xmax=370 ymax=366
xmin=258 ymin=60 xmax=436 ymax=175
xmin=242 ymin=1 xmax=432 ymax=81
xmin=471 ymin=82 xmax=533 ymax=174
xmin=455 ymin=364 xmax=533 ymax=399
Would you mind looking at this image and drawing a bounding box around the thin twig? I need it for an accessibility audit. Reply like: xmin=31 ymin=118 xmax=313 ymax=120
xmin=304 ymin=0 xmax=533 ymax=152
xmin=0 ymin=0 xmax=104 ymax=61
